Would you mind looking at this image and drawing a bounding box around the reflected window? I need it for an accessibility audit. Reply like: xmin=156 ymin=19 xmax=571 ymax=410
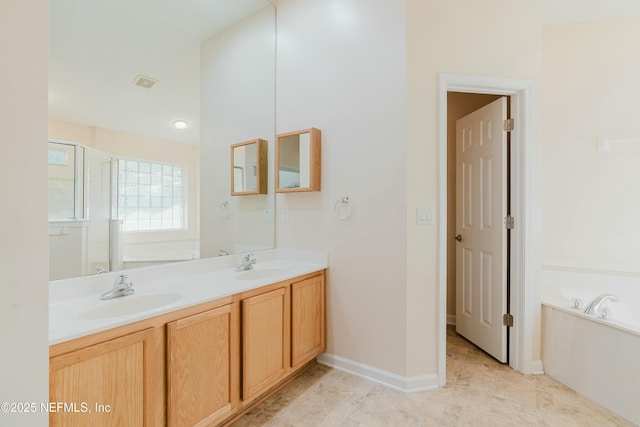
xmin=48 ymin=148 xmax=69 ymax=165
xmin=278 ymin=168 xmax=300 ymax=189
xmin=117 ymin=159 xmax=186 ymax=231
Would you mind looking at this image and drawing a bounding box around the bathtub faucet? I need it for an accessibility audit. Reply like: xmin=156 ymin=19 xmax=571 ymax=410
xmin=583 ymin=294 xmax=619 ymax=318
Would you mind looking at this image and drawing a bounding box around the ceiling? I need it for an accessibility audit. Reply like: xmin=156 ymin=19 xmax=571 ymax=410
xmin=49 ymin=0 xmax=270 ymax=145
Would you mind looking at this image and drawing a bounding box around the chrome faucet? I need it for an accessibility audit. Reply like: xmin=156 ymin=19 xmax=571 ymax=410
xmin=583 ymin=294 xmax=618 ymax=318
xmin=100 ymin=274 xmax=135 ymax=300
xmin=235 ymin=253 xmax=257 ymax=272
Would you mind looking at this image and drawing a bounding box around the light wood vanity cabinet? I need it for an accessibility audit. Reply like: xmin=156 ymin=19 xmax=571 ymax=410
xmin=49 ymin=327 xmax=163 ymax=427
xmin=291 ymin=274 xmax=326 ymax=368
xmin=167 ymin=303 xmax=239 ymax=427
xmin=241 ymin=286 xmax=291 ymax=401
xmin=240 ymin=272 xmax=326 ymax=403
xmin=49 ymin=270 xmax=326 ymax=426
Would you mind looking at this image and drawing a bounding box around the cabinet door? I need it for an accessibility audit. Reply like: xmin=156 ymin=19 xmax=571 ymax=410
xmin=49 ymin=328 xmax=160 ymax=427
xmin=291 ymin=274 xmax=326 ymax=367
xmin=242 ymin=287 xmax=290 ymax=400
xmin=167 ymin=303 xmax=239 ymax=427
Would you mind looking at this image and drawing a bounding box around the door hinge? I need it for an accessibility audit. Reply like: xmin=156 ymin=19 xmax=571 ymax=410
xmin=503 ymin=118 xmax=514 ymax=132
xmin=503 ymin=313 xmax=514 ymax=327
xmin=504 ymin=215 xmax=515 ymax=229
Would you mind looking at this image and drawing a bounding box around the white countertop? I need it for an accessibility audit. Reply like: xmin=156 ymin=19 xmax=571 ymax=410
xmin=49 ymin=249 xmax=328 ymax=345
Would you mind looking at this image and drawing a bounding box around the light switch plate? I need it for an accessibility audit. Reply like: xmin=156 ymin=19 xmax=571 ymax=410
xmin=417 ymin=207 xmax=434 ymax=225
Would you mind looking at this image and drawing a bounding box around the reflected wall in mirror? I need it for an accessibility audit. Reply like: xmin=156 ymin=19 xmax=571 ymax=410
xmin=231 ymin=139 xmax=267 ymax=195
xmin=199 ymin=4 xmax=276 ymax=259
xmin=48 ymin=0 xmax=276 ymax=280
xmin=276 ymin=128 xmax=322 ymax=192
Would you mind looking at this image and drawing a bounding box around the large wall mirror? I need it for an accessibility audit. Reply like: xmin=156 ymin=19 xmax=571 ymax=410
xmin=276 ymin=128 xmax=322 ymax=192
xmin=48 ymin=0 xmax=276 ymax=280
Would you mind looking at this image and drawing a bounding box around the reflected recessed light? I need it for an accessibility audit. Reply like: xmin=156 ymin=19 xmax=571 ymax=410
xmin=173 ymin=120 xmax=188 ymax=130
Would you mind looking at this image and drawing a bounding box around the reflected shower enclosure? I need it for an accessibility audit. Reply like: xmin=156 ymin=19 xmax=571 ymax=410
xmin=48 ymin=141 xmax=113 ymax=280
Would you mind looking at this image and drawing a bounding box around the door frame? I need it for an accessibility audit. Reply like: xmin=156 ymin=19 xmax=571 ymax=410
xmin=437 ymin=73 xmax=538 ymax=385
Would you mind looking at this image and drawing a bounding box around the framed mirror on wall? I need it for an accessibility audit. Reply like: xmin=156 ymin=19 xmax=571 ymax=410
xmin=231 ymin=139 xmax=267 ymax=196
xmin=276 ymin=128 xmax=321 ymax=193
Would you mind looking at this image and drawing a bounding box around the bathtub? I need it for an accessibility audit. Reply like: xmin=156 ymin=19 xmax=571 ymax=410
xmin=541 ymin=267 xmax=640 ymax=425
xmin=122 ymin=249 xmax=200 ymax=269
xmin=119 ymin=241 xmax=200 ymax=269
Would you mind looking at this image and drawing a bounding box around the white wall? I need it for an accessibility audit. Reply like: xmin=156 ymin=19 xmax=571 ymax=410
xmin=275 ymin=0 xmax=545 ymax=382
xmin=0 ymin=0 xmax=49 ymax=425
xmin=276 ymin=0 xmax=408 ymax=376
xmin=542 ymin=17 xmax=640 ymax=270
xmin=200 ymin=5 xmax=276 ymax=258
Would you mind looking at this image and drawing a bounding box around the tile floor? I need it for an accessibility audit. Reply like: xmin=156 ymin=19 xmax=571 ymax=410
xmin=231 ymin=327 xmax=634 ymax=426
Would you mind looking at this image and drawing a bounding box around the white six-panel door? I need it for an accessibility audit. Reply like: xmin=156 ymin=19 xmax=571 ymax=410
xmin=455 ymin=97 xmax=508 ymax=363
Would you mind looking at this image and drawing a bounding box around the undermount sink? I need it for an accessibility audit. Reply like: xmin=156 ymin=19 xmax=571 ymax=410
xmin=235 ymin=268 xmax=290 ymax=281
xmin=78 ymin=293 xmax=182 ymax=320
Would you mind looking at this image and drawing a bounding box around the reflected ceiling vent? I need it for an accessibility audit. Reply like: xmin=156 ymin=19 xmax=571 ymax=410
xmin=132 ymin=75 xmax=158 ymax=89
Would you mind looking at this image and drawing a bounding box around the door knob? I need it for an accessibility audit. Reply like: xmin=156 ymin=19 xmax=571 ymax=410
xmin=455 ymin=234 xmax=464 ymax=242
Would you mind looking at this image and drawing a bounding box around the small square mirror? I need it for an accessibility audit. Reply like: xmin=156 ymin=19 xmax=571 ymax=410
xmin=276 ymin=128 xmax=321 ymax=192
xmin=231 ymin=139 xmax=267 ymax=195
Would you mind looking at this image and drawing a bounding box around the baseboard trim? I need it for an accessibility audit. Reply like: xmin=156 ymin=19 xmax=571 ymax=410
xmin=316 ymin=353 xmax=439 ymax=393
xmin=446 ymin=314 xmax=456 ymax=325
xmin=531 ymin=359 xmax=544 ymax=375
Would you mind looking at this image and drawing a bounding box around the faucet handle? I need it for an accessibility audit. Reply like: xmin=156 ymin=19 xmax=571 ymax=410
xmin=115 ymin=273 xmax=129 ymax=286
xmin=598 ymin=307 xmax=612 ymax=320
xmin=235 ymin=253 xmax=256 ymax=272
xmin=570 ymin=298 xmax=583 ymax=310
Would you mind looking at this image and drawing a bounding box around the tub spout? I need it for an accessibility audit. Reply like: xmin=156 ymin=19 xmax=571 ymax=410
xmin=583 ymin=294 xmax=619 ymax=318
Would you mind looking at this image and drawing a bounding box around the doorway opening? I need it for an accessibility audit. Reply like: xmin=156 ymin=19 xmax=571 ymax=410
xmin=448 ymin=93 xmax=510 ymax=365
xmin=437 ymin=74 xmax=537 ymax=387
